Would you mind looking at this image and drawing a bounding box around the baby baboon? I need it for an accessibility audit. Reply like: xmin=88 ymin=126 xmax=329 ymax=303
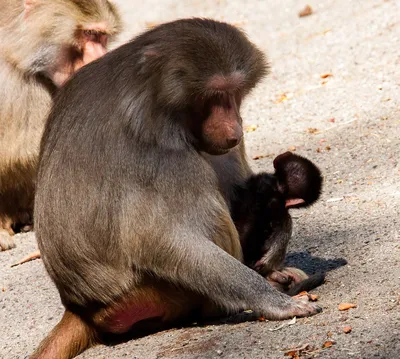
xmin=231 ymin=152 xmax=324 ymax=295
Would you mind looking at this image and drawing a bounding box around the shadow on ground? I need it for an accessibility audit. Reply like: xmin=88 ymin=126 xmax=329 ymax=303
xmin=286 ymin=251 xmax=347 ymax=274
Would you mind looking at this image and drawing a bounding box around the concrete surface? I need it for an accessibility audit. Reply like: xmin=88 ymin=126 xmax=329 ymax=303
xmin=1 ymin=0 xmax=400 ymax=358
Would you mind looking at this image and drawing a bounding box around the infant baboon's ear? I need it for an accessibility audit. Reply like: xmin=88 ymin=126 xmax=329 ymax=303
xmin=273 ymin=152 xmax=323 ymax=208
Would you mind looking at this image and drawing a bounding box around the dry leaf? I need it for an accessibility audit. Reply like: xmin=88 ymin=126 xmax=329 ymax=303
xmin=245 ymin=124 xmax=258 ymax=133
xmin=299 ymin=5 xmax=313 ymax=17
xmin=316 ymin=148 xmax=321 ymax=153
xmin=252 ymin=154 xmax=273 ymax=160
xmin=284 ymin=343 xmax=311 ymax=357
xmin=293 ymin=291 xmax=319 ymax=301
xmin=325 ymin=145 xmax=331 ymax=151
xmin=343 ymin=326 xmax=352 ymax=333
xmin=284 ymin=351 xmax=300 ymax=359
xmin=284 ymin=351 xmax=297 ymax=358
xmin=307 ymin=128 xmax=320 ymax=134
xmin=320 ymin=73 xmax=333 ymax=79
xmin=288 ymin=145 xmax=296 ymax=152
xmin=145 ymin=22 xmax=159 ymax=29
xmin=322 ymin=340 xmax=335 ymax=348
xmin=327 ymin=331 xmax=333 ymax=338
xmin=295 ymin=291 xmax=308 ymax=297
xmin=275 ymin=94 xmax=288 ymax=103
xmin=338 ymin=303 xmax=357 ymax=311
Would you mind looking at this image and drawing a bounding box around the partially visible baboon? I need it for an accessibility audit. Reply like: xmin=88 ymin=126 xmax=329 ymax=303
xmin=32 ymin=19 xmax=321 ymax=359
xmin=231 ymin=152 xmax=324 ymax=295
xmin=0 ymin=0 xmax=121 ymax=251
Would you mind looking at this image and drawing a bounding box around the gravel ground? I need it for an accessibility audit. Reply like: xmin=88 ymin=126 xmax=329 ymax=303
xmin=1 ymin=0 xmax=400 ymax=358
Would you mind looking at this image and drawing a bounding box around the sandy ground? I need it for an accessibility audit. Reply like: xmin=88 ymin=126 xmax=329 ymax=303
xmin=1 ymin=0 xmax=400 ymax=358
